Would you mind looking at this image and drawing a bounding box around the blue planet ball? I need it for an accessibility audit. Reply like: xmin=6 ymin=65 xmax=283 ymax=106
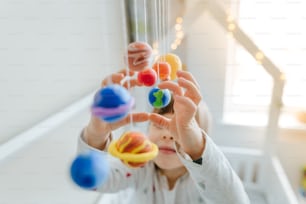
xmin=70 ymin=151 xmax=109 ymax=189
xmin=93 ymin=84 xmax=131 ymax=108
xmin=148 ymin=87 xmax=171 ymax=108
xmin=92 ymin=84 xmax=134 ymax=123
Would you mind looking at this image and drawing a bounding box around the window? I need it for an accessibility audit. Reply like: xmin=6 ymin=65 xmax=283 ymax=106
xmin=224 ymin=0 xmax=306 ymax=127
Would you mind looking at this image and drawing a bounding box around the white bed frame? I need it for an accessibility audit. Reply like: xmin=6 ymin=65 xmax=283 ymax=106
xmin=221 ymin=146 xmax=298 ymax=204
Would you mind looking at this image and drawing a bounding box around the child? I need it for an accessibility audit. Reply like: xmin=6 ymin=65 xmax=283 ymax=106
xmin=77 ymin=69 xmax=250 ymax=204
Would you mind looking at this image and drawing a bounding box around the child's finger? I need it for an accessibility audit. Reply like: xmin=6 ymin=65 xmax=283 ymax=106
xmin=149 ymin=113 xmax=171 ymax=130
xmin=122 ymin=79 xmax=142 ymax=89
xmin=176 ymin=70 xmax=200 ymax=89
xmin=177 ymin=77 xmax=202 ymax=105
xmin=117 ymin=69 xmax=135 ymax=77
xmin=111 ymin=112 xmax=150 ymax=129
xmin=177 ymin=77 xmax=198 ymax=94
xmin=101 ymin=69 xmax=136 ymax=87
xmin=173 ymin=95 xmax=197 ymax=119
xmin=128 ymin=112 xmax=150 ymax=123
xmin=101 ymin=73 xmax=124 ymax=87
xmin=158 ymin=81 xmax=183 ymax=96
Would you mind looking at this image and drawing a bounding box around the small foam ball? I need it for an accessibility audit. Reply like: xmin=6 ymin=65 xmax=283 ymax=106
xmin=91 ymin=84 xmax=134 ymax=123
xmin=108 ymin=131 xmax=158 ymax=168
xmin=152 ymin=61 xmax=171 ymax=81
xmin=148 ymin=87 xmax=171 ymax=108
xmin=157 ymin=53 xmax=182 ymax=80
xmin=137 ymin=68 xmax=157 ymax=86
xmin=127 ymin=41 xmax=152 ymax=71
xmin=70 ymin=151 xmax=109 ymax=189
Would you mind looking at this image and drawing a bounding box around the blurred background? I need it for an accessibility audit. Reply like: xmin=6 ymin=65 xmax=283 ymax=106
xmin=0 ymin=0 xmax=306 ymax=203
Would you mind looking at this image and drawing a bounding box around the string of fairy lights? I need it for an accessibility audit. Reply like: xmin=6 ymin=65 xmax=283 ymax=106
xmin=152 ymin=16 xmax=184 ymax=56
xmin=171 ymin=17 xmax=184 ymax=50
xmin=226 ymin=10 xmax=285 ymax=81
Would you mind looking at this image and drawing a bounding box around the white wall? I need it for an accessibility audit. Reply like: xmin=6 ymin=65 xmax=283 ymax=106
xmin=0 ymin=0 xmax=125 ymax=144
xmin=179 ymin=5 xmax=228 ymax=132
xmin=0 ymin=1 xmax=129 ymax=203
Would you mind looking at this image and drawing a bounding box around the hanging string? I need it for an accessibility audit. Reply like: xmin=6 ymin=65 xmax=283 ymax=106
xmin=153 ymin=0 xmax=160 ymax=84
xmin=154 ymin=0 xmax=159 ymax=56
xmin=143 ymin=0 xmax=148 ymax=43
xmin=162 ymin=0 xmax=165 ymax=58
xmin=102 ymin=2 xmax=113 ymax=86
xmin=157 ymin=0 xmax=163 ymax=83
xmin=166 ymin=0 xmax=170 ymax=53
xmin=162 ymin=0 xmax=166 ymax=59
xmin=120 ymin=0 xmax=134 ymax=127
xmin=134 ymin=0 xmax=139 ymax=41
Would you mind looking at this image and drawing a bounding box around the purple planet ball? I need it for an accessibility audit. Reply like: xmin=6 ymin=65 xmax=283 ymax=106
xmin=92 ymin=84 xmax=134 ymax=123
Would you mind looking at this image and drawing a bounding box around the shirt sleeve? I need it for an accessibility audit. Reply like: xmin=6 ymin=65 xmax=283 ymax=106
xmin=176 ymin=130 xmax=250 ymax=204
xmin=77 ymin=130 xmax=148 ymax=193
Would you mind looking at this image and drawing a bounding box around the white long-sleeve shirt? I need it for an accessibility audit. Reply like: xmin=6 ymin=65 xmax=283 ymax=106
xmin=77 ymin=131 xmax=250 ymax=204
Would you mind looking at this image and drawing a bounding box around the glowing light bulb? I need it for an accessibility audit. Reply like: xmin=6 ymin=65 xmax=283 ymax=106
xmin=280 ymin=73 xmax=286 ymax=81
xmin=228 ymin=23 xmax=236 ymax=31
xmin=176 ymin=17 xmax=183 ymax=24
xmin=255 ymin=51 xmax=264 ymax=60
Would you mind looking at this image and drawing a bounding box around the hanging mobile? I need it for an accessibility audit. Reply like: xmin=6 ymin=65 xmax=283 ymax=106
xmin=108 ymin=2 xmax=159 ymax=168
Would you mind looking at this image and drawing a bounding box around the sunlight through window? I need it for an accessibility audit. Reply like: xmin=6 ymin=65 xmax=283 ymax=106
xmin=225 ymin=0 xmax=306 ymax=114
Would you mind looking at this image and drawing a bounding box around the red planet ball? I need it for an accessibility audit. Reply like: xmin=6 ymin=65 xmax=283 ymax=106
xmin=137 ymin=68 xmax=157 ymax=87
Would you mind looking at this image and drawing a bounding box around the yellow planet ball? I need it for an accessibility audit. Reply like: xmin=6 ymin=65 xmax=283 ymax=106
xmin=303 ymin=179 xmax=306 ymax=189
xmin=157 ymin=53 xmax=182 ymax=80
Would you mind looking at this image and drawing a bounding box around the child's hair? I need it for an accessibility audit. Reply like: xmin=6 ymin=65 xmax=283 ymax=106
xmin=153 ymin=97 xmax=174 ymax=115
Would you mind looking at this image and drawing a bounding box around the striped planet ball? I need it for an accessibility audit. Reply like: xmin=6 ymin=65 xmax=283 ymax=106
xmin=91 ymin=85 xmax=134 ymax=123
xmin=108 ymin=131 xmax=158 ymax=168
xmin=127 ymin=42 xmax=153 ymax=71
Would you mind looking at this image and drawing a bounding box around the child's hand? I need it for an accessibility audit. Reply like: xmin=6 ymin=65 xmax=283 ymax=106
xmin=85 ymin=69 xmax=149 ymax=150
xmin=100 ymin=69 xmax=141 ymax=89
xmin=149 ymin=70 xmax=205 ymax=160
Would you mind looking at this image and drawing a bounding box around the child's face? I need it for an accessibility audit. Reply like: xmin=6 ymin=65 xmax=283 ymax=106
xmin=148 ymin=113 xmax=184 ymax=170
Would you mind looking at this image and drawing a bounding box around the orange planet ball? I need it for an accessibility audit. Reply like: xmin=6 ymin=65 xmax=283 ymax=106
xmin=157 ymin=53 xmax=182 ymax=80
xmin=115 ymin=131 xmax=154 ymax=168
xmin=152 ymin=61 xmax=171 ymax=81
xmin=127 ymin=42 xmax=152 ymax=71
